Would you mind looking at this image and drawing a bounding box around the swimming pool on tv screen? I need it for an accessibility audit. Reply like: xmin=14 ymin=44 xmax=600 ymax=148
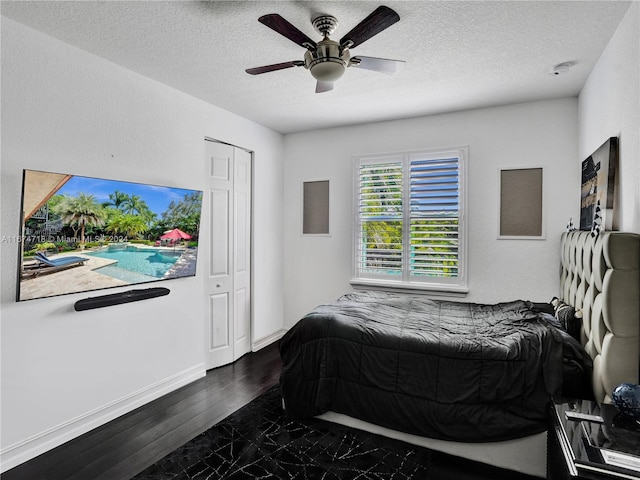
xmin=86 ymin=245 xmax=182 ymax=280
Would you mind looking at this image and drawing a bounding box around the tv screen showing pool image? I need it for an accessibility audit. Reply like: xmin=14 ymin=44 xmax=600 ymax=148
xmin=16 ymin=169 xmax=203 ymax=301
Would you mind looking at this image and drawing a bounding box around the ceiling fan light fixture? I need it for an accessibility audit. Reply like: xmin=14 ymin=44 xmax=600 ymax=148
xmin=309 ymin=58 xmax=346 ymax=82
xmin=304 ymin=38 xmax=348 ymax=82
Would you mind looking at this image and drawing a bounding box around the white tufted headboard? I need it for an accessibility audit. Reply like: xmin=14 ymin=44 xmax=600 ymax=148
xmin=560 ymin=231 xmax=640 ymax=403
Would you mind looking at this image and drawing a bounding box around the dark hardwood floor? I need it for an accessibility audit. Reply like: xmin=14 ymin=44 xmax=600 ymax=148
xmin=2 ymin=342 xmax=540 ymax=480
xmin=1 ymin=343 xmax=283 ymax=480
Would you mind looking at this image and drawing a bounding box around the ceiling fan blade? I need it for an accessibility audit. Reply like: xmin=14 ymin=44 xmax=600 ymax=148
xmin=316 ymin=81 xmax=334 ymax=93
xmin=246 ymin=61 xmax=304 ymax=75
xmin=340 ymin=6 xmax=400 ymax=49
xmin=350 ymin=56 xmax=405 ymax=75
xmin=259 ymin=14 xmax=317 ymax=49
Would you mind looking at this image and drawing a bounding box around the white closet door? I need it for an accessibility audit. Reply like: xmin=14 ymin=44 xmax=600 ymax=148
xmin=205 ymin=140 xmax=252 ymax=369
xmin=232 ymin=148 xmax=252 ymax=359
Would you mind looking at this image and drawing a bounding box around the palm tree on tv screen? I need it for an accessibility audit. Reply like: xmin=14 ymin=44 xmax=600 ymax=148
xmin=106 ymin=211 xmax=148 ymax=239
xmin=113 ymin=193 xmax=157 ymax=229
xmin=105 ymin=190 xmax=129 ymax=210
xmin=121 ymin=194 xmax=147 ymax=215
xmin=54 ymin=193 xmax=106 ymax=245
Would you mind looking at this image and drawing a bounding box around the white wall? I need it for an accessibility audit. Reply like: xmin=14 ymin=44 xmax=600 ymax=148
xmin=283 ymin=98 xmax=579 ymax=326
xmin=0 ymin=17 xmax=284 ymax=470
xmin=5 ymin=1 xmax=637 ymax=471
xmin=579 ymin=2 xmax=639 ymax=234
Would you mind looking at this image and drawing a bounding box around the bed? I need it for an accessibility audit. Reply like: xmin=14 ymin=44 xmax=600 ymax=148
xmin=278 ymin=231 xmax=639 ymax=477
xmin=560 ymin=231 xmax=639 ymax=404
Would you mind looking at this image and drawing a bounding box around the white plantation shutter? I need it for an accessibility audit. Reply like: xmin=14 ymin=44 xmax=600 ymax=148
xmin=356 ymin=159 xmax=403 ymax=277
xmin=409 ymin=156 xmax=459 ymax=279
xmin=353 ymin=148 xmax=466 ymax=290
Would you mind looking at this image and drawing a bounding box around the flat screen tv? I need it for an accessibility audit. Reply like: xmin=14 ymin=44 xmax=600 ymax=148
xmin=16 ymin=169 xmax=203 ymax=302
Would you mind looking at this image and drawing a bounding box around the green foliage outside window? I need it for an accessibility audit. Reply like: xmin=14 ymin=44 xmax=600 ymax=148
xmin=358 ymin=161 xmax=459 ymax=279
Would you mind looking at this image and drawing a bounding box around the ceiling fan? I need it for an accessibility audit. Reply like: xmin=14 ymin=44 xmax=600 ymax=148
xmin=245 ymin=6 xmax=405 ymax=93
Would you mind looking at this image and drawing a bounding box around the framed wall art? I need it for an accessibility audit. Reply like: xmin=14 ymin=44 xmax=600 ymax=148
xmin=498 ymin=167 xmax=544 ymax=239
xmin=302 ymin=180 xmax=330 ymax=235
xmin=580 ymin=137 xmax=618 ymax=234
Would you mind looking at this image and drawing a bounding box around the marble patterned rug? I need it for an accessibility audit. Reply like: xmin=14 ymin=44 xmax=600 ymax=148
xmin=132 ymin=384 xmax=431 ymax=479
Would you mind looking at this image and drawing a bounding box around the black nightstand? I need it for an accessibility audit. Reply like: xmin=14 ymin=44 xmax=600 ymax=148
xmin=548 ymin=399 xmax=640 ymax=479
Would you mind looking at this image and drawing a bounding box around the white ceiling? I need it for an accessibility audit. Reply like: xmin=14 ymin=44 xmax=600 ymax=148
xmin=0 ymin=0 xmax=632 ymax=134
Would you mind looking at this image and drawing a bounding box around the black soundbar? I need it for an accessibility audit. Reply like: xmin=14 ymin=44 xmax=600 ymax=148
xmin=74 ymin=287 xmax=170 ymax=311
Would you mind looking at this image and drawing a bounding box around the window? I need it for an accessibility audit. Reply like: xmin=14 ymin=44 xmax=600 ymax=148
xmin=352 ymin=147 xmax=467 ymax=292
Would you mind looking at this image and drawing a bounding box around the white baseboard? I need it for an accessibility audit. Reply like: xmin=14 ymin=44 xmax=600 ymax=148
xmin=252 ymin=328 xmax=287 ymax=351
xmin=0 ymin=363 xmax=205 ymax=473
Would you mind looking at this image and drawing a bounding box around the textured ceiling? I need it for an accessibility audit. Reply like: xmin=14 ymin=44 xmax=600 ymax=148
xmin=0 ymin=0 xmax=632 ymax=134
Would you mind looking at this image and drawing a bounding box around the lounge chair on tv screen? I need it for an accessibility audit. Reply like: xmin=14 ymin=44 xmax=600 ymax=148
xmin=35 ymin=252 xmax=87 ymax=267
xmin=22 ymin=252 xmax=88 ymax=279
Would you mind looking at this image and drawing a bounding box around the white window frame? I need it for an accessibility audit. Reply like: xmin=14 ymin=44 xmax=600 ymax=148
xmin=351 ymin=146 xmax=468 ymax=294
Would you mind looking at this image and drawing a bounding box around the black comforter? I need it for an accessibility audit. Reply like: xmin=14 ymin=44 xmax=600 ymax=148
xmin=279 ymin=291 xmax=567 ymax=442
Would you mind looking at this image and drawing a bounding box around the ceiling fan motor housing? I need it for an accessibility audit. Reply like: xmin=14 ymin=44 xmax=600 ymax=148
xmin=312 ymin=14 xmax=338 ymax=36
xmin=304 ymin=39 xmax=350 ymax=82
